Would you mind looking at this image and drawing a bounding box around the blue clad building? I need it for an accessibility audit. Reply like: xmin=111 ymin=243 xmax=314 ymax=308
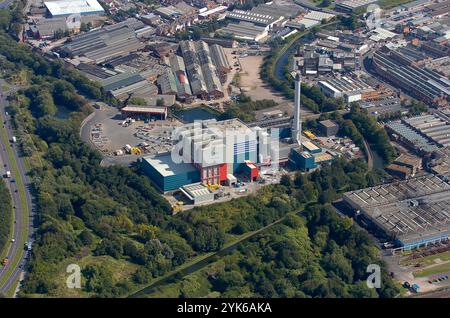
xmin=142 ymin=154 xmax=200 ymax=192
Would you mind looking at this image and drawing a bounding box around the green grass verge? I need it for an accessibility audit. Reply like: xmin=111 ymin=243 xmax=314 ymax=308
xmin=0 ymin=116 xmax=30 ymax=295
xmin=0 ymin=181 xmax=14 ymax=262
xmin=378 ymin=0 xmax=415 ymax=9
xmin=4 ymin=275 xmax=20 ymax=297
xmin=401 ymin=251 xmax=450 ymax=267
xmin=0 ymin=202 xmax=14 ymax=261
xmin=413 ymin=262 xmax=450 ymax=278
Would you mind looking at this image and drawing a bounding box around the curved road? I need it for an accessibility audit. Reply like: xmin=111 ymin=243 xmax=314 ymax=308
xmin=0 ymin=81 xmax=34 ymax=297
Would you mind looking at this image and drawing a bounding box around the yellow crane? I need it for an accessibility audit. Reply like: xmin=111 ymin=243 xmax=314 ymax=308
xmin=304 ymin=130 xmax=316 ymax=139
xmin=172 ymin=205 xmax=183 ymax=214
xmin=207 ymin=183 xmax=220 ymax=191
xmin=131 ymin=147 xmax=142 ymax=155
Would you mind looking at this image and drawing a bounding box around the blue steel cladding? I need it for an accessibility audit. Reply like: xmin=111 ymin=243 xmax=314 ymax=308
xmin=233 ymin=140 xmax=256 ymax=155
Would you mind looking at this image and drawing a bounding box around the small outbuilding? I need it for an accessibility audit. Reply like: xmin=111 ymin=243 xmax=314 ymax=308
xmin=179 ymin=183 xmax=215 ymax=205
xmin=319 ymin=120 xmax=339 ymax=137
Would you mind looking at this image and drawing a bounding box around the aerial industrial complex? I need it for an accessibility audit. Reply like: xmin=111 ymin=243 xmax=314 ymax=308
xmin=343 ymin=175 xmax=450 ymax=252
xmin=372 ymin=48 xmax=450 ymax=107
xmin=141 ymin=74 xmax=338 ymax=199
xmin=142 ymin=118 xmax=264 ymax=192
xmin=7 ymin=0 xmax=450 ymax=297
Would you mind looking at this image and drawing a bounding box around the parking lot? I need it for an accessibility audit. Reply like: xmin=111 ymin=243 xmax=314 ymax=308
xmin=383 ymin=241 xmax=450 ymax=295
xmin=81 ymin=103 xmax=182 ymax=159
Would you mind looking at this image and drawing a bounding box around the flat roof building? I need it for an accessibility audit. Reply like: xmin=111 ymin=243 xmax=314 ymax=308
xmin=121 ymin=105 xmax=168 ymax=120
xmin=179 ymin=183 xmax=214 ymax=204
xmin=318 ymin=77 xmax=374 ymax=103
xmin=44 ymin=0 xmax=104 ymax=17
xmin=404 ymin=112 xmax=450 ymax=148
xmin=335 ymin=0 xmax=378 ymax=13
xmin=218 ymin=22 xmax=268 ymax=42
xmin=372 ymin=49 xmax=449 ymax=107
xmin=319 ymin=120 xmax=339 ymax=137
xmin=386 ymin=121 xmax=439 ymax=154
xmin=142 ymin=118 xmax=268 ymax=192
xmin=225 ymin=9 xmax=283 ymax=29
xmin=101 ymin=71 xmax=144 ymax=93
xmin=343 ymin=175 xmax=450 ymax=251
xmin=142 ymin=154 xmax=200 ymax=192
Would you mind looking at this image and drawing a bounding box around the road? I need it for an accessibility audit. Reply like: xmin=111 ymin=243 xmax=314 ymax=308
xmin=0 ymin=80 xmax=34 ymax=297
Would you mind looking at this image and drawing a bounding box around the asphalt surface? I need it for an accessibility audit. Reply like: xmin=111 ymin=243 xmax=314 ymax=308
xmin=0 ymin=80 xmax=34 ymax=297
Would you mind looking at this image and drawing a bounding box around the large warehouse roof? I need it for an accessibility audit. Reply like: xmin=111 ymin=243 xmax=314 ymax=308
xmin=44 ymin=0 xmax=104 ymax=16
xmin=143 ymin=154 xmax=198 ymax=177
xmin=343 ymin=175 xmax=450 ymax=248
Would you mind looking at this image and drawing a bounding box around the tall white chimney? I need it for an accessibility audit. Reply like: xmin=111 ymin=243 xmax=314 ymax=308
xmin=292 ymin=73 xmax=301 ymax=146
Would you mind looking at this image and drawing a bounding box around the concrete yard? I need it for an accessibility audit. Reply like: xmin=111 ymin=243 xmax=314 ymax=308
xmin=165 ymin=168 xmax=283 ymax=213
xmin=80 ymin=103 xmax=182 ymax=162
xmin=383 ymin=242 xmax=450 ymax=295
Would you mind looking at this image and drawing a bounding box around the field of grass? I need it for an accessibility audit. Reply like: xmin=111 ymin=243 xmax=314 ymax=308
xmin=311 ymin=0 xmax=334 ymax=9
xmin=378 ymin=0 xmax=415 ymax=9
xmin=413 ymin=262 xmax=450 ymax=278
xmin=28 ymin=255 xmax=140 ymax=297
xmin=401 ymin=251 xmax=450 ymax=267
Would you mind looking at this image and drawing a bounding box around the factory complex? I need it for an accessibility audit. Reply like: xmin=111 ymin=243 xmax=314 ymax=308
xmin=386 ymin=110 xmax=450 ymax=155
xmin=372 ymin=48 xmax=450 ymax=107
xmin=141 ymin=75 xmax=338 ymax=199
xmin=142 ymin=118 xmax=264 ymax=192
xmin=343 ymin=175 xmax=450 ymax=252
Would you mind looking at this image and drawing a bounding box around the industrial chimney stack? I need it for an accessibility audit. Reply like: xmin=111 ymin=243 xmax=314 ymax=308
xmin=292 ymin=73 xmax=301 ymax=146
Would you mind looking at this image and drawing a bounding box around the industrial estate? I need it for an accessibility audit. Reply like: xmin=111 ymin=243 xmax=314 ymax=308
xmin=0 ymin=0 xmax=450 ymax=301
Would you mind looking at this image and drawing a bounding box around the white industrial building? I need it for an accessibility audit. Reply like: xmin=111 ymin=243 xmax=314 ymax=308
xmin=318 ymin=76 xmax=374 ymax=103
xmin=44 ymin=0 xmax=105 ymax=17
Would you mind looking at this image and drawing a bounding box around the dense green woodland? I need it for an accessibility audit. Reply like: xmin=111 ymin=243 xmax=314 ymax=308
xmin=0 ymin=20 xmax=399 ymax=297
xmin=148 ymin=208 xmax=398 ymax=298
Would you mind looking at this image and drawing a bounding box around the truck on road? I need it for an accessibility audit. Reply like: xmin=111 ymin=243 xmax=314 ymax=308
xmin=4 ymin=170 xmax=11 ymax=178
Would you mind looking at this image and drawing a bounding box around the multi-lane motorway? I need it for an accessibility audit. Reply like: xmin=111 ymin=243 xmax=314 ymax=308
xmin=0 ymin=80 xmax=34 ymax=297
